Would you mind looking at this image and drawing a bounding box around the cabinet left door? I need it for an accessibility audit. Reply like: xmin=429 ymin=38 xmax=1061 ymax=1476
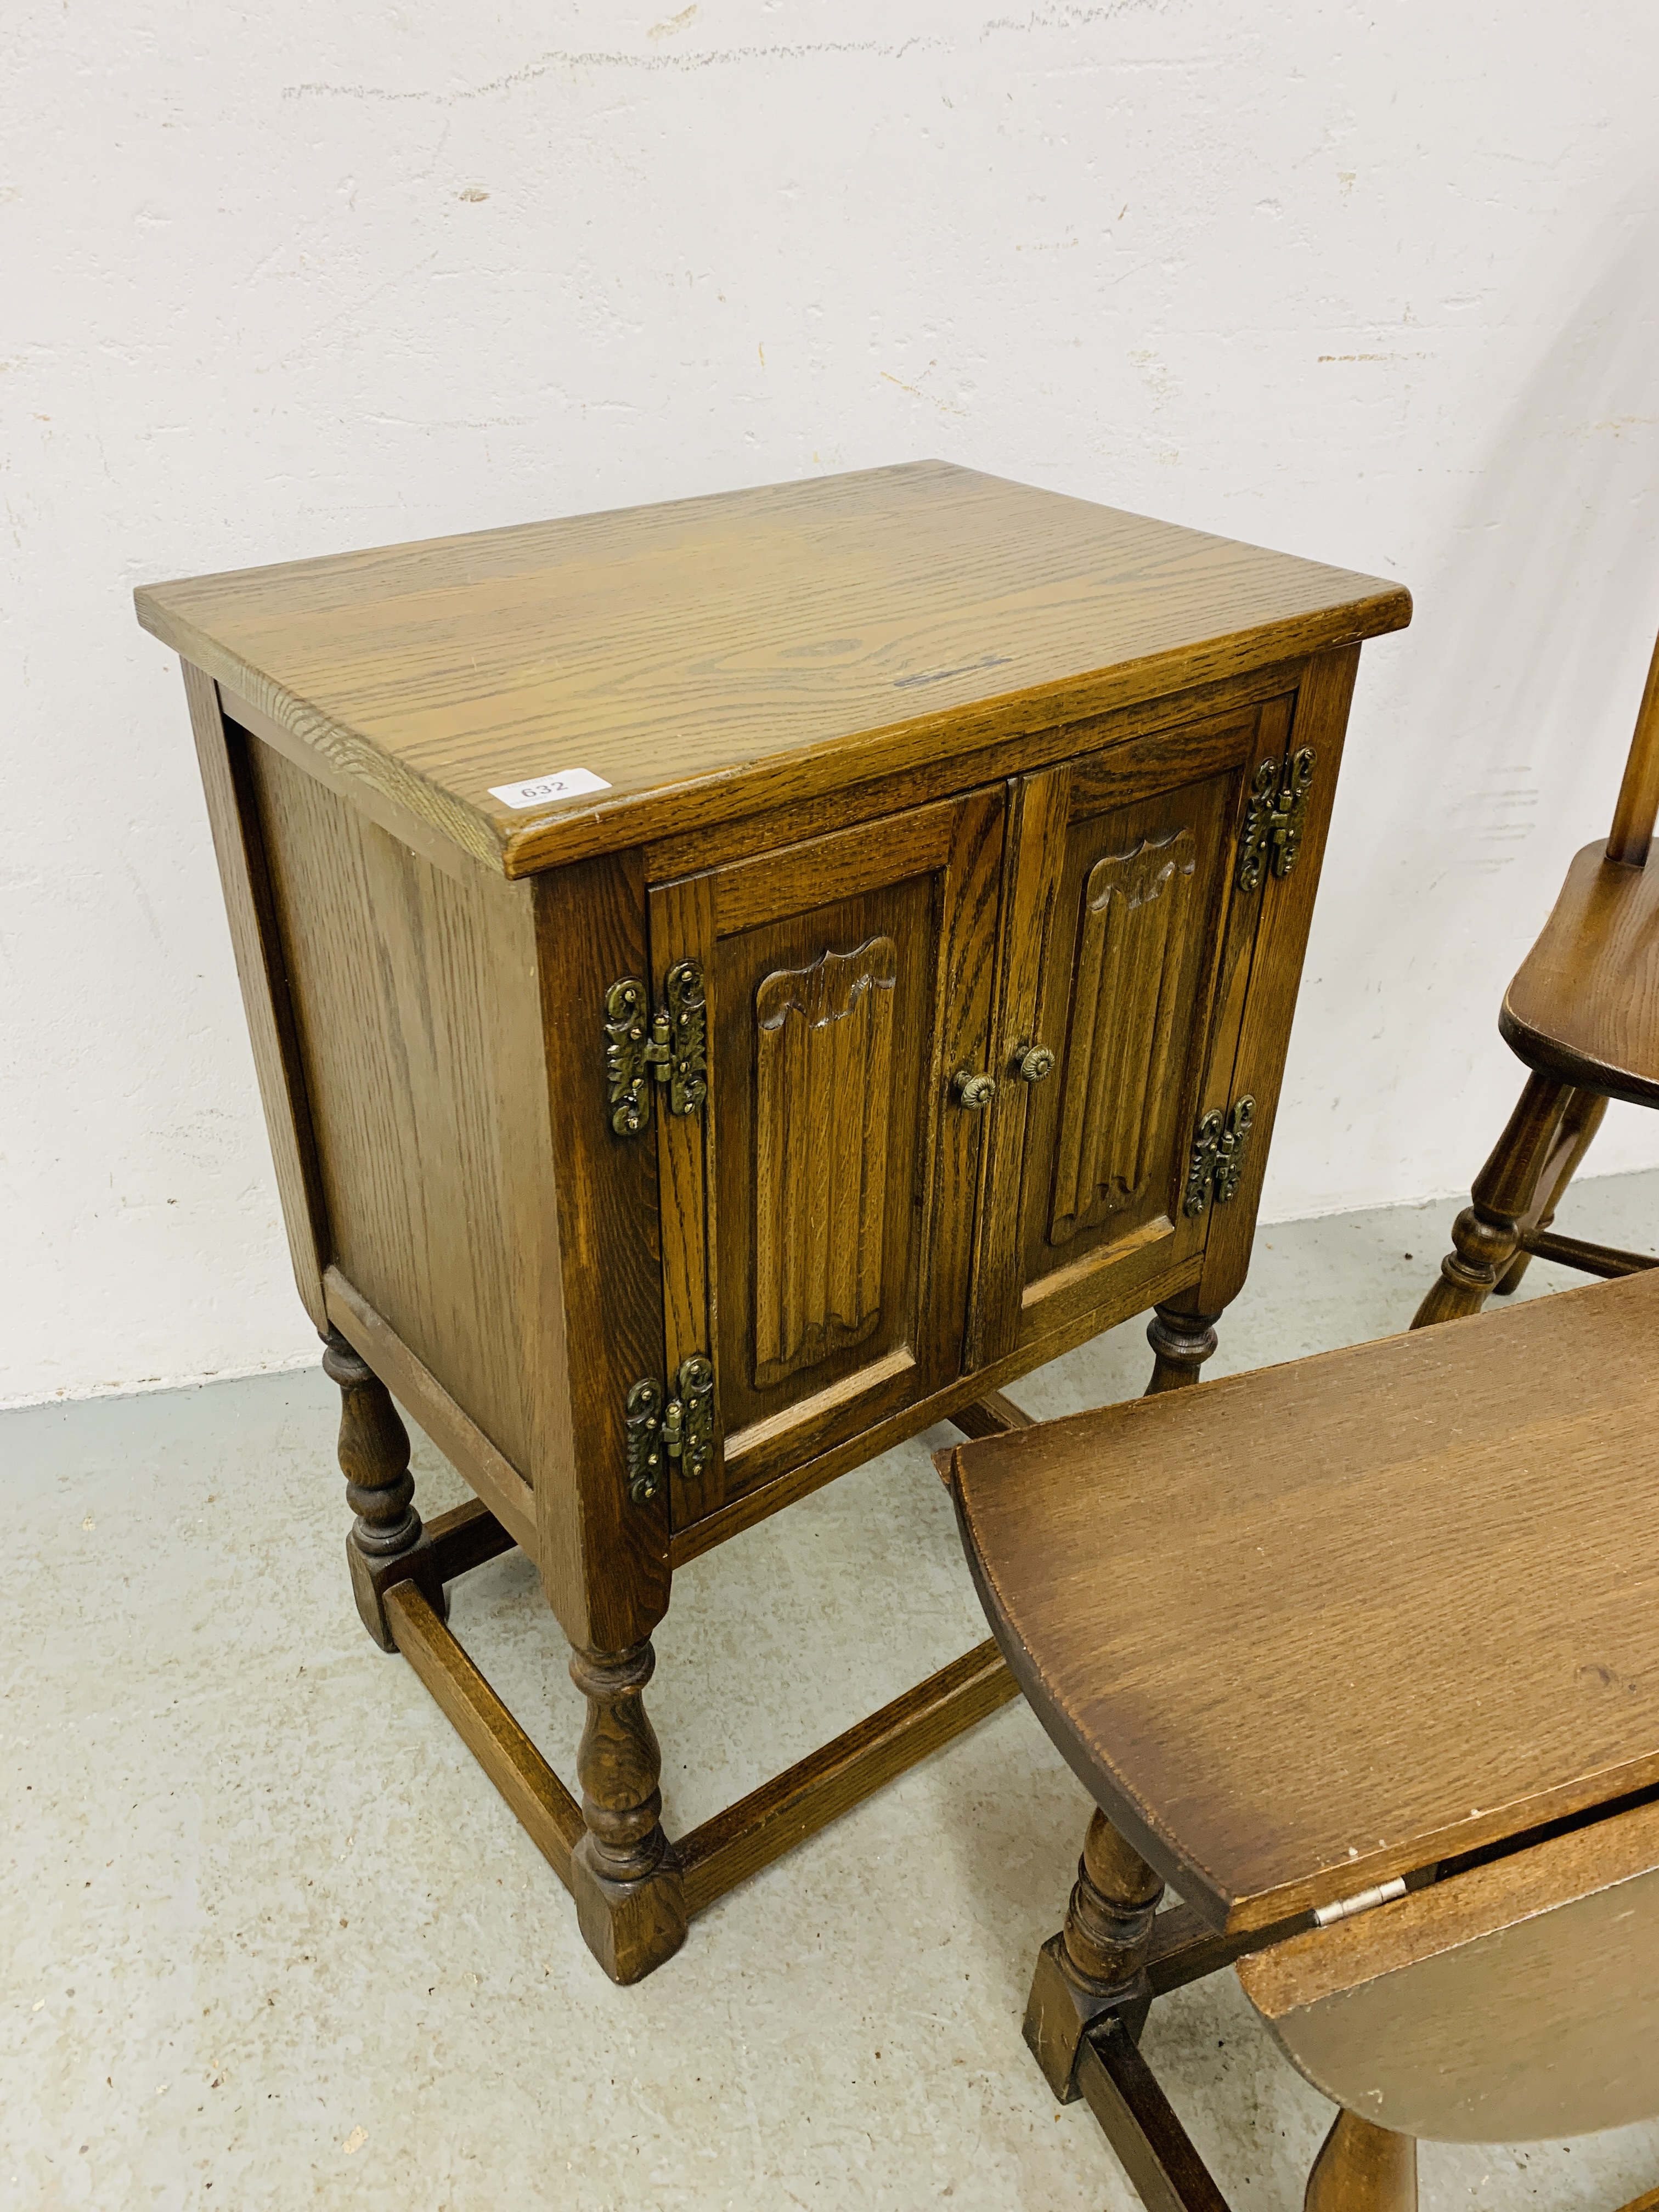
xmin=643 ymin=789 xmax=1005 ymax=1536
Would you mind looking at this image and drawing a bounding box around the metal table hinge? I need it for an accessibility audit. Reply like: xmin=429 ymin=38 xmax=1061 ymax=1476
xmin=604 ymin=958 xmax=707 ymax=1135
xmin=1237 ymin=745 xmax=1316 ymax=893
xmin=1313 ymin=1876 xmax=1407 ymax=1928
xmin=624 ymin=1354 xmax=716 ymax=1504
xmin=1182 ymin=1095 xmax=1256 ymax=1218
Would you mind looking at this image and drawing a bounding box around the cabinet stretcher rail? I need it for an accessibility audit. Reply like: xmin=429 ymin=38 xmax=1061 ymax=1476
xmin=381 ymin=1496 xmax=1018 ymax=1922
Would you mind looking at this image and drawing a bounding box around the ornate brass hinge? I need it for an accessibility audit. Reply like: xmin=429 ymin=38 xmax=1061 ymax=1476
xmin=1237 ymin=746 xmax=1316 ymax=893
xmin=624 ymin=1354 xmax=716 ymax=1504
xmin=1182 ymin=1095 xmax=1256 ymax=1218
xmin=605 ymin=958 xmax=708 ymax=1135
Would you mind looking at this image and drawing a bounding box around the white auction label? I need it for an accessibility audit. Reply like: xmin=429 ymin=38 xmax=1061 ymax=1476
xmin=488 ymin=768 xmax=612 ymax=809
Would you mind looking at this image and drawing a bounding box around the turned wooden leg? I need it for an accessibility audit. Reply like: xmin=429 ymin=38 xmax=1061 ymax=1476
xmin=1410 ymin=1071 xmax=1572 ymax=1330
xmin=568 ymin=1640 xmax=687 ymax=1984
xmin=324 ymin=1329 xmax=440 ymax=1651
xmin=1144 ymin=1300 xmax=1221 ymax=1395
xmin=1305 ymin=2111 xmax=1417 ymax=2211
xmin=1494 ymin=1086 xmax=1608 ymax=1295
xmin=1025 ymin=1807 xmax=1165 ymax=2101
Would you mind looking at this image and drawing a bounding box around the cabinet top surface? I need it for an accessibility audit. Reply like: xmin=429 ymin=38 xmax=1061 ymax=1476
xmin=136 ymin=460 xmax=1410 ymax=877
xmin=952 ymin=1268 xmax=1659 ymax=1931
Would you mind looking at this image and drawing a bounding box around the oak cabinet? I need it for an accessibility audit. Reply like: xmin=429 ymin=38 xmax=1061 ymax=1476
xmin=654 ymin=689 xmax=1307 ymax=1545
xmin=136 ymin=461 xmax=1409 ymax=1982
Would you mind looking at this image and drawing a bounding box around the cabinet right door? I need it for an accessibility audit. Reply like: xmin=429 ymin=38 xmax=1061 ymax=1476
xmin=970 ymin=693 xmax=1298 ymax=1364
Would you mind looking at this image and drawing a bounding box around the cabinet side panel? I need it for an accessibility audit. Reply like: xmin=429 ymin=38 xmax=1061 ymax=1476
xmin=184 ymin=665 xmax=331 ymax=1330
xmin=249 ymin=736 xmax=560 ymax=1505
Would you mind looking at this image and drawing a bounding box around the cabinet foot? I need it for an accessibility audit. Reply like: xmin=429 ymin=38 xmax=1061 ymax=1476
xmin=569 ymin=1640 xmax=687 ymax=1983
xmin=1144 ymin=1301 xmax=1221 ymax=1395
xmin=323 ymin=1330 xmax=444 ymax=1650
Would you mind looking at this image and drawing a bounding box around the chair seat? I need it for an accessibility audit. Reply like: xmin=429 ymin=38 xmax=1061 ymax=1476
xmin=950 ymin=1268 xmax=1659 ymax=1937
xmin=1502 ymin=839 xmax=1659 ymax=1107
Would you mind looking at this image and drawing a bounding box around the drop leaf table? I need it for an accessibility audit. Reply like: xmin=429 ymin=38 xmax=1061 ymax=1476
xmin=951 ymin=1264 xmax=1659 ymax=2212
xmin=135 ymin=462 xmax=1410 ymax=1982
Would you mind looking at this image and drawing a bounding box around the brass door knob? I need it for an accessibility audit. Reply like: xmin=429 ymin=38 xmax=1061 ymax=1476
xmin=1014 ymin=1042 xmax=1055 ymax=1085
xmin=952 ymin=1070 xmax=997 ymax=1111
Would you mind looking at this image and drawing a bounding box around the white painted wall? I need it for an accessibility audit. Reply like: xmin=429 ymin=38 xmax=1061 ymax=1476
xmin=5 ymin=2 xmax=1658 ymax=1405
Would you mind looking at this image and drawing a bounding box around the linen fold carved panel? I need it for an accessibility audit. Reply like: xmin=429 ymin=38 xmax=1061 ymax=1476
xmin=753 ymin=936 xmax=898 ymax=1389
xmin=1049 ymin=828 xmax=1197 ymax=1245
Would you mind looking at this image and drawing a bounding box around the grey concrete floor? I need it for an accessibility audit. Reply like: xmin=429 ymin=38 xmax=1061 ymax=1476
xmin=9 ymin=1180 xmax=1659 ymax=2211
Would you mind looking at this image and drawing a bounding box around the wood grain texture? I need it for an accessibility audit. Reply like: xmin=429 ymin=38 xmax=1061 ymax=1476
xmin=752 ymin=937 xmax=898 ymax=1385
xmin=1173 ymin=692 xmax=1291 ymax=1249
xmin=1011 ymin=737 xmax=1257 ymax=1346
xmin=184 ymin=669 xmax=330 ymax=1329
xmin=1195 ymin=650 xmax=1356 ymax=1312
xmin=672 ymin=1242 xmax=1201 ymax=1565
xmin=249 ymin=736 xmax=568 ymax=1527
xmin=965 ymin=701 xmax=1277 ymax=1368
xmin=568 ymin=1638 xmax=686 ymax=1983
xmin=324 ymin=1328 xmax=428 ymax=1651
xmin=640 ymin=653 xmax=1323 ymax=887
xmin=223 ymin=684 xmax=482 ymax=890
xmin=952 ymin=1265 xmax=1659 ymax=1937
xmin=701 ymin=790 xmax=1004 ymax=1514
xmin=1074 ymin=2021 xmax=1232 ymax=2212
xmin=1143 ymin=1298 xmax=1222 ymax=1395
xmin=1410 ymin=1072 xmax=1573 ymax=1330
xmin=384 ymin=1581 xmax=583 ymax=1887
xmin=1240 ymin=1793 xmax=1659 ymax=2142
xmin=966 ymin=764 xmax=1073 ymax=1365
xmin=1303 ymin=2115 xmax=1417 ymax=2212
xmin=1025 ymin=1807 xmax=1165 ymax=2100
xmin=156 ymin=475 xmax=1406 ymax=1979
xmin=1143 ymin=1898 xmax=1306 ymax=1999
xmin=713 ymin=884 xmax=929 ymax=1477
xmin=1520 ymin=1224 xmax=1656 ymax=1277
xmin=946 ymin=1389 xmax=1036 ymax=1439
xmin=917 ymin=788 xmax=1007 ymax=1380
xmin=323 ymin=1268 xmax=536 ymax=1555
xmin=1501 ymin=838 xmax=1659 ymax=1108
xmin=1050 ymin=829 xmax=1198 ymax=1242
xmin=708 ymin=797 xmax=956 ymax=937
xmin=533 ymin=852 xmax=671 ymax=1647
xmin=135 ymin=462 xmax=1409 ymax=877
xmin=1493 ymin=1087 xmax=1608 ymax=1297
xmin=677 ymin=1638 xmax=1016 ymax=1917
xmin=421 ymin=1496 xmax=516 ymax=1584
xmin=1606 ymin=625 xmax=1659 ymax=867
xmin=651 ymin=871 xmax=723 ymax=1528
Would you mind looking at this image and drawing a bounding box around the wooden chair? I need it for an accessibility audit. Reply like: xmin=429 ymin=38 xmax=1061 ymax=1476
xmin=1413 ymin=629 xmax=1659 ymax=1327
xmin=947 ymin=1269 xmax=1659 ymax=2211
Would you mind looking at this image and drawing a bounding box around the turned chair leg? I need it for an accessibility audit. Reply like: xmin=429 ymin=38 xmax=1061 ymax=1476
xmin=1144 ymin=1300 xmax=1222 ymax=1395
xmin=568 ymin=1639 xmax=687 ymax=1984
xmin=1024 ymin=1807 xmax=1165 ymax=2101
xmin=1411 ymin=1071 xmax=1573 ymax=1329
xmin=323 ymin=1330 xmax=438 ymax=1651
xmin=1305 ymin=2111 xmax=1417 ymax=2211
xmin=1493 ymin=1086 xmax=1609 ymax=1295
